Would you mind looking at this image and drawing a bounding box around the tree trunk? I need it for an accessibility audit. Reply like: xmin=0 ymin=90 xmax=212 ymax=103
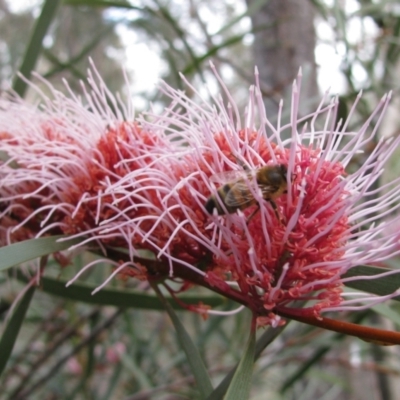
xmin=246 ymin=0 xmax=318 ymax=123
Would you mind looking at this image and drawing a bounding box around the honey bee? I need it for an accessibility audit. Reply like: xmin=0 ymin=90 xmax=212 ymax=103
xmin=205 ymin=164 xmax=289 ymax=220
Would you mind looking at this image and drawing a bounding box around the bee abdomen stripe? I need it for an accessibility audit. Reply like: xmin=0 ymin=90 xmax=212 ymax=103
xmin=221 ymin=184 xmax=231 ymax=194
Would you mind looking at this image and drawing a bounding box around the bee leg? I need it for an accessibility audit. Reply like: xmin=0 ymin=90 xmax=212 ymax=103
xmin=240 ymin=204 xmax=260 ymax=238
xmin=246 ymin=201 xmax=283 ymax=225
xmin=268 ymin=200 xmax=283 ymax=223
xmin=234 ymin=155 xmax=251 ymax=171
xmin=246 ymin=203 xmax=260 ymax=224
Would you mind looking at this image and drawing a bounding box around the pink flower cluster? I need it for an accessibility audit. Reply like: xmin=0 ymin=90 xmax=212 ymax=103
xmin=1 ymin=65 xmax=400 ymax=323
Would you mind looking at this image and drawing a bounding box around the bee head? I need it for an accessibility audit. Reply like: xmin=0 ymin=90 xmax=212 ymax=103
xmin=278 ymin=164 xmax=288 ymax=178
xmin=266 ymin=164 xmax=288 ymax=185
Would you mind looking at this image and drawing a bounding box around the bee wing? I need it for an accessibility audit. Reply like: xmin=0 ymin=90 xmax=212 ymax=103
xmin=259 ymin=184 xmax=278 ymax=196
xmin=225 ymin=181 xmax=279 ymax=208
xmin=210 ymin=170 xmax=253 ymax=184
xmin=224 ymin=181 xmax=255 ymax=207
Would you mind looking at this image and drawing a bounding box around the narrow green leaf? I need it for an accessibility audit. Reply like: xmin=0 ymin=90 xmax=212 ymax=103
xmin=13 ymin=0 xmax=62 ymax=97
xmin=152 ymin=284 xmax=213 ymax=399
xmin=0 ymin=285 xmax=36 ymax=376
xmin=343 ymin=265 xmax=400 ymax=299
xmin=223 ymin=327 xmax=256 ymax=400
xmin=372 ymin=303 xmax=400 ymax=326
xmin=118 ymin=352 xmax=152 ymax=389
xmin=280 ymin=345 xmax=331 ymax=394
xmin=15 ymin=273 xmax=225 ymax=311
xmin=182 ymin=34 xmax=247 ymax=75
xmin=43 ymin=24 xmax=115 ymax=79
xmin=207 ymin=324 xmax=286 ymax=400
xmin=42 ymin=50 xmax=87 ymax=81
xmin=0 ymin=236 xmax=81 ymax=272
xmin=310 ymin=0 xmax=330 ymax=20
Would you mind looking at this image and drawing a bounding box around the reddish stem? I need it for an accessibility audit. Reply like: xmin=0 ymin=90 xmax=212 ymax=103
xmin=109 ymin=249 xmax=400 ymax=345
xmin=276 ymin=306 xmax=400 ymax=346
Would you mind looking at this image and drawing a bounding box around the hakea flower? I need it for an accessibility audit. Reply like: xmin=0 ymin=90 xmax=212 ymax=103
xmin=133 ymin=70 xmax=400 ymax=325
xmin=1 ymin=64 xmax=400 ymax=327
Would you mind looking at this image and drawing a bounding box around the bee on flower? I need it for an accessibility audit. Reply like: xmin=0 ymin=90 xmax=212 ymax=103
xmin=205 ymin=162 xmax=289 ymax=223
xmin=1 ymin=64 xmax=400 ymax=328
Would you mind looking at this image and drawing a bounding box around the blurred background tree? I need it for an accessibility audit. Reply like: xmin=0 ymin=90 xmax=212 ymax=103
xmin=1 ymin=0 xmax=400 ymax=399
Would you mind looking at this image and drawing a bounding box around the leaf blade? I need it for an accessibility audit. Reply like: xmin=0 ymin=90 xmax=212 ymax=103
xmin=0 ymin=285 xmax=36 ymax=376
xmin=35 ymin=275 xmax=225 ymax=311
xmin=343 ymin=265 xmax=400 ymax=299
xmin=0 ymin=236 xmax=81 ymax=272
xmin=152 ymin=284 xmax=213 ymax=399
xmin=13 ymin=0 xmax=62 ymax=97
xmin=223 ymin=326 xmax=256 ymax=400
